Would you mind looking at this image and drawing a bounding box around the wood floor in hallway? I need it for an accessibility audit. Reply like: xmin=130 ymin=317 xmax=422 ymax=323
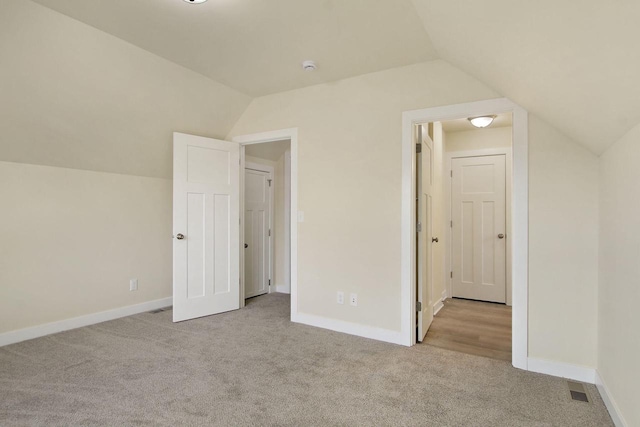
xmin=423 ymin=298 xmax=512 ymax=361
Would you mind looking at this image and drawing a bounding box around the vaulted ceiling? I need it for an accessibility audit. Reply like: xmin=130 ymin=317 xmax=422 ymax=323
xmin=30 ymin=0 xmax=437 ymax=97
xmin=30 ymin=0 xmax=640 ymax=154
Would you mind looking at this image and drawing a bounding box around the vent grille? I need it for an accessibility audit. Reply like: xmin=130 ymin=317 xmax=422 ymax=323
xmin=149 ymin=306 xmax=173 ymax=314
xmin=567 ymin=381 xmax=590 ymax=403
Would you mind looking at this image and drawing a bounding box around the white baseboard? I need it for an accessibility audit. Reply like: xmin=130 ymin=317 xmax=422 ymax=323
xmin=0 ymin=297 xmax=173 ymax=347
xmin=433 ymin=290 xmax=447 ymax=316
xmin=293 ymin=312 xmax=406 ymax=346
xmin=275 ymin=284 xmax=290 ymax=294
xmin=527 ymin=357 xmax=596 ymax=384
xmin=595 ymin=370 xmax=628 ymax=427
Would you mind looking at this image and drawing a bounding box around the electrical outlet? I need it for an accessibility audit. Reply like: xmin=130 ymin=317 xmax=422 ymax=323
xmin=129 ymin=279 xmax=138 ymax=291
xmin=337 ymin=291 xmax=344 ymax=305
xmin=349 ymin=293 xmax=357 ymax=306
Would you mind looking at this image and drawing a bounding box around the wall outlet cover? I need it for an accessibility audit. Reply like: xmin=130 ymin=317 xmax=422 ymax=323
xmin=337 ymin=291 xmax=344 ymax=305
xmin=349 ymin=293 xmax=357 ymax=306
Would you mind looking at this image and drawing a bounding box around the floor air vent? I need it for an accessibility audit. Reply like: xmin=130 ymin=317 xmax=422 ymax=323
xmin=149 ymin=307 xmax=173 ymax=314
xmin=567 ymin=381 xmax=589 ymax=403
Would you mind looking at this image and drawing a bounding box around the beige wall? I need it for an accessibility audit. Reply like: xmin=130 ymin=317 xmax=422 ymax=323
xmin=229 ymin=60 xmax=499 ymax=332
xmin=228 ymin=59 xmax=600 ymax=369
xmin=598 ymin=123 xmax=640 ymax=426
xmin=0 ymin=0 xmax=250 ymax=334
xmin=0 ymin=0 xmax=250 ymax=178
xmin=445 ymin=127 xmax=512 ymax=152
xmin=528 ymin=116 xmax=599 ymax=367
xmin=273 ymin=153 xmax=289 ymax=291
xmin=0 ymin=161 xmax=172 ymax=334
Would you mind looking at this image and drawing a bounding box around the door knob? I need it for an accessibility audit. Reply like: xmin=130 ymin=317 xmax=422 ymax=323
xmin=432 ymin=237 xmax=439 ymax=243
xmin=244 ymin=243 xmax=248 ymax=249
xmin=175 ymin=233 xmax=185 ymax=240
xmin=498 ymin=234 xmax=505 ymax=239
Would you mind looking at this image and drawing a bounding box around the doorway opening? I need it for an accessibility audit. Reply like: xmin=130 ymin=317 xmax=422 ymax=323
xmin=171 ymin=128 xmax=298 ymax=324
xmin=415 ymin=114 xmax=514 ymax=361
xmin=243 ymin=139 xmax=291 ymax=301
xmin=233 ymin=128 xmax=298 ymax=319
xmin=402 ymin=98 xmax=528 ymax=370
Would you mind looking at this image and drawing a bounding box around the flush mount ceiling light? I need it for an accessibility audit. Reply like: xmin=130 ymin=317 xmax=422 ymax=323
xmin=183 ymin=0 xmax=207 ymax=3
xmin=468 ymin=115 xmax=497 ymax=128
xmin=302 ymin=60 xmax=317 ymax=71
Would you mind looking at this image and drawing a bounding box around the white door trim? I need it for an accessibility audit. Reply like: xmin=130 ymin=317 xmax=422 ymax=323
xmin=444 ymin=148 xmax=513 ymax=306
xmin=401 ymin=99 xmax=528 ymax=371
xmin=233 ymin=129 xmax=298 ymax=320
xmin=245 ymin=162 xmax=275 ymax=297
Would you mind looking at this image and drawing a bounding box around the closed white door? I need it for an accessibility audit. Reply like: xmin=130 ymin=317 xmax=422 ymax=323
xmin=244 ymin=167 xmax=271 ymax=298
xmin=451 ymin=155 xmax=506 ymax=303
xmin=417 ymin=127 xmax=434 ymax=342
xmin=173 ymin=132 xmax=240 ymax=322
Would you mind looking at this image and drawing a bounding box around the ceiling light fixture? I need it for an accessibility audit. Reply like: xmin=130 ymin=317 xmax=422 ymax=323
xmin=302 ymin=60 xmax=317 ymax=71
xmin=183 ymin=0 xmax=207 ymax=3
xmin=468 ymin=115 xmax=497 ymax=128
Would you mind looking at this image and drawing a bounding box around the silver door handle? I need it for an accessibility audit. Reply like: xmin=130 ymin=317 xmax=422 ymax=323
xmin=175 ymin=233 xmax=185 ymax=240
xmin=498 ymin=234 xmax=505 ymax=239
xmin=244 ymin=243 xmax=248 ymax=249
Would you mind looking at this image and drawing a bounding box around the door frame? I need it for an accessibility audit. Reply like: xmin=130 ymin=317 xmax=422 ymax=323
xmin=401 ymin=98 xmax=528 ymax=370
xmin=444 ymin=148 xmax=513 ymax=306
xmin=233 ymin=128 xmax=298 ymax=320
xmin=244 ymin=162 xmax=275 ymax=298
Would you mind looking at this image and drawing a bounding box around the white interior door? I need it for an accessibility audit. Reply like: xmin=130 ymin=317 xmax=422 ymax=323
xmin=451 ymin=155 xmax=506 ymax=303
xmin=244 ymin=167 xmax=271 ymax=298
xmin=417 ymin=126 xmax=434 ymax=342
xmin=173 ymin=132 xmax=240 ymax=322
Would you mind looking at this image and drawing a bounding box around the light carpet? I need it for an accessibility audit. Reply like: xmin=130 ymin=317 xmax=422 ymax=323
xmin=0 ymin=294 xmax=613 ymax=426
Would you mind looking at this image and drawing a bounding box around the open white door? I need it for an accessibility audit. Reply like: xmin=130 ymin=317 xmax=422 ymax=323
xmin=244 ymin=166 xmax=272 ymax=298
xmin=173 ymin=132 xmax=240 ymax=322
xmin=417 ymin=126 xmax=434 ymax=342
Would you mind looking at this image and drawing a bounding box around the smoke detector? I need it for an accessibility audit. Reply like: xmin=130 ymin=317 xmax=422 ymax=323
xmin=302 ymin=60 xmax=317 ymax=72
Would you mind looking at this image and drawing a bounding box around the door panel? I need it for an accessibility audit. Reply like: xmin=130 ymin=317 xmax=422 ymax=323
xmin=452 ymin=155 xmax=506 ymax=303
xmin=244 ymin=168 xmax=270 ymax=298
xmin=173 ymin=133 xmax=240 ymax=322
xmin=417 ymin=127 xmax=434 ymax=342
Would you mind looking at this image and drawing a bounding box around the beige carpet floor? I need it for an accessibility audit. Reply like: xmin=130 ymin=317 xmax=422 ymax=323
xmin=0 ymin=294 xmax=613 ymax=426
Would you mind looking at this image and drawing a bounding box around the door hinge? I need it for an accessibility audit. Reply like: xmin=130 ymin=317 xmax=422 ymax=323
xmin=268 ymin=179 xmax=272 ymax=187
xmin=268 ymin=229 xmax=271 ymax=237
xmin=450 ymin=170 xmax=453 ymax=177
xmin=416 ymin=143 xmax=422 ymax=154
xmin=450 ymin=271 xmax=453 ymax=278
xmin=416 ymin=301 xmax=422 ymax=312
xmin=268 ymin=279 xmax=271 ymax=286
xmin=450 ymin=220 xmax=453 ymax=228
xmin=417 ymin=222 xmax=422 ymax=232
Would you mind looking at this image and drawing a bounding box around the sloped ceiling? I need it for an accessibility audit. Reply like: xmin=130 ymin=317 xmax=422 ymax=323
xmin=411 ymin=0 xmax=640 ymax=154
xmin=28 ymin=0 xmax=640 ymax=154
xmin=30 ymin=0 xmax=438 ymax=97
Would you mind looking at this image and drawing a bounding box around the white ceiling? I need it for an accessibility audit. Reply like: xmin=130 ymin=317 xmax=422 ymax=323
xmin=28 ymin=0 xmax=640 ymax=154
xmin=411 ymin=0 xmax=640 ymax=154
xmin=441 ymin=113 xmax=512 ymax=133
xmin=30 ymin=0 xmax=438 ymax=97
xmin=245 ymin=139 xmax=290 ymax=162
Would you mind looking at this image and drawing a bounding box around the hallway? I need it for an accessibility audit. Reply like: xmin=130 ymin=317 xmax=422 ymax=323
xmin=424 ymin=298 xmax=512 ymax=361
